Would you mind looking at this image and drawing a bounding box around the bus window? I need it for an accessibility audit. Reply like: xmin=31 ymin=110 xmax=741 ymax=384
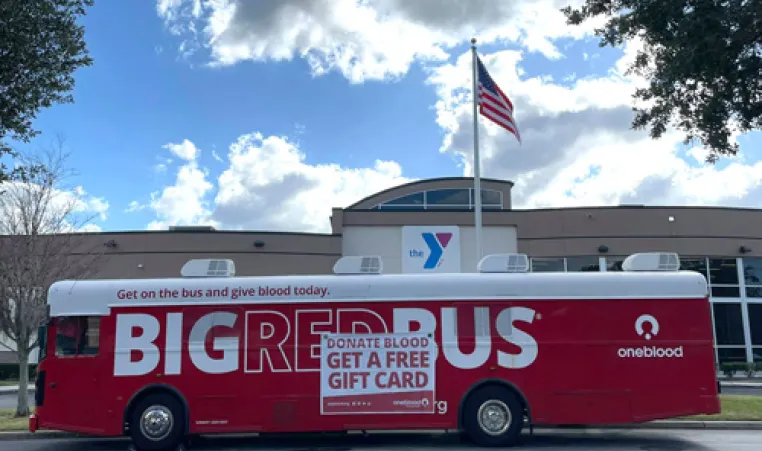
xmin=55 ymin=316 xmax=101 ymax=357
xmin=37 ymin=324 xmax=47 ymax=361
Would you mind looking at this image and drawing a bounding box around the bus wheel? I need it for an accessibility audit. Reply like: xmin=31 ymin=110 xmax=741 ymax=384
xmin=462 ymin=385 xmax=524 ymax=447
xmin=129 ymin=393 xmax=185 ymax=451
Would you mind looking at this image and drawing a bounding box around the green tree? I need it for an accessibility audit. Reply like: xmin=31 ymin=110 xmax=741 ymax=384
xmin=562 ymin=0 xmax=761 ymax=163
xmin=0 ymin=0 xmax=94 ymax=179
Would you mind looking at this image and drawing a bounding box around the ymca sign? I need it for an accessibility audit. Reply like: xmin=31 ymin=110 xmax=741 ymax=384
xmin=401 ymin=226 xmax=460 ymax=273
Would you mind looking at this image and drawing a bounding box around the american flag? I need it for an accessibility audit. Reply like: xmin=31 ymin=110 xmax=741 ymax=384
xmin=476 ymin=56 xmax=521 ymax=143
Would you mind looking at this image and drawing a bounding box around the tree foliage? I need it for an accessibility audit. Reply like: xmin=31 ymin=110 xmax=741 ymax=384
xmin=0 ymin=138 xmax=103 ymax=417
xmin=0 ymin=0 xmax=94 ymax=180
xmin=562 ymin=0 xmax=762 ymax=163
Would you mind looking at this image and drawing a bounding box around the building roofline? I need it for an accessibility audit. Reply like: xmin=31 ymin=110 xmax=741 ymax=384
xmin=0 ymin=230 xmax=341 ymax=239
xmin=4 ymin=205 xmax=760 ymax=240
xmin=341 ymin=205 xmax=762 ymax=214
xmin=513 ymin=205 xmax=762 ymax=213
xmin=345 ymin=177 xmax=515 ymax=210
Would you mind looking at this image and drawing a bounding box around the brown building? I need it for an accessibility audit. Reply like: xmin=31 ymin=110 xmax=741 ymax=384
xmin=5 ymin=177 xmax=762 ymax=366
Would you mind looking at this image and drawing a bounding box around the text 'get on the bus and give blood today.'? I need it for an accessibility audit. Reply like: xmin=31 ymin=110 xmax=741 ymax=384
xmin=116 ymin=285 xmax=330 ymax=300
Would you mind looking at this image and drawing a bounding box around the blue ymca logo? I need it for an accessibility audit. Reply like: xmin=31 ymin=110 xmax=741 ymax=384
xmin=407 ymin=232 xmax=453 ymax=269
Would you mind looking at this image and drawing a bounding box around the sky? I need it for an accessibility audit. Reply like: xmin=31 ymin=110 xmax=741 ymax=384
xmin=10 ymin=0 xmax=762 ymax=234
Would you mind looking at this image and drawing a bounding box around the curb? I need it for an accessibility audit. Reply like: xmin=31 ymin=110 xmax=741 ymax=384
xmin=721 ymin=383 xmax=762 ymax=388
xmin=550 ymin=420 xmax=762 ymax=431
xmin=1 ymin=421 xmax=761 ymax=441
xmin=0 ymin=387 xmax=35 ymax=394
xmin=0 ymin=431 xmax=79 ymax=441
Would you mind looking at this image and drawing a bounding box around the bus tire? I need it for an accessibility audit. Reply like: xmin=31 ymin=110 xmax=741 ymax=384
xmin=462 ymin=385 xmax=524 ymax=447
xmin=129 ymin=392 xmax=185 ymax=451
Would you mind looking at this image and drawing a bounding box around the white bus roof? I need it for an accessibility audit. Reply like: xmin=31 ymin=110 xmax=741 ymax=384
xmin=46 ymin=270 xmax=709 ymax=317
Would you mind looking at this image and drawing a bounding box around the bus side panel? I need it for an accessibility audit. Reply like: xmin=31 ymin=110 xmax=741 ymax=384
xmin=94 ymin=296 xmax=717 ymax=435
xmin=513 ymin=297 xmax=718 ymax=425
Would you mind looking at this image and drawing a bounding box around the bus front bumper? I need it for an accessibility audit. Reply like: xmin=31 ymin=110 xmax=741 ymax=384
xmin=28 ymin=414 xmax=38 ymax=433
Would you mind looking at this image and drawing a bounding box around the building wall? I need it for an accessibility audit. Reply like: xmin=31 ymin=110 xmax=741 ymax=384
xmin=335 ymin=207 xmax=762 ymax=259
xmin=0 ymin=332 xmax=38 ymax=365
xmin=341 ymin=225 xmax=517 ymax=273
xmin=82 ymin=231 xmax=342 ymax=278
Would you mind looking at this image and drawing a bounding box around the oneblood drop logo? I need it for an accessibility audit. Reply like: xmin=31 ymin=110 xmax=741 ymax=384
xmin=617 ymin=314 xmax=684 ymax=359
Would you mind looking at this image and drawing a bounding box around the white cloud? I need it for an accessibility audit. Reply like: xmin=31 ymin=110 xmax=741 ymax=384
xmin=426 ymin=44 xmax=762 ymax=209
xmin=143 ymin=134 xmax=409 ymax=232
xmin=163 ymin=139 xmax=200 ymax=161
xmin=0 ymin=182 xmax=109 ymax=234
xmin=125 ymin=200 xmax=146 ymax=213
xmin=156 ymin=0 xmax=604 ymax=83
xmin=70 ymin=186 xmax=110 ymax=222
xmin=79 ymin=223 xmax=103 ymax=233
xmin=146 ymin=160 xmax=216 ymax=230
xmin=213 ymin=133 xmax=408 ymax=232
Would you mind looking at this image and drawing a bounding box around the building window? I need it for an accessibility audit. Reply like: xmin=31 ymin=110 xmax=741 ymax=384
xmin=477 ymin=189 xmax=502 ymax=207
xmin=566 ymin=256 xmax=600 ymax=272
xmin=708 ymin=258 xmax=740 ymax=298
xmin=712 ymin=303 xmax=745 ymax=346
xmin=530 ymin=258 xmax=565 ymax=272
xmin=680 ymin=257 xmax=709 ymax=281
xmin=717 ymin=347 xmax=748 ymax=365
xmin=714 ymin=301 xmax=747 ymax=364
xmin=384 ymin=192 xmax=424 ymax=206
xmin=425 ymin=189 xmax=470 ymax=207
xmin=377 ymin=204 xmax=425 ymax=210
xmin=371 ymin=187 xmax=504 ymax=210
xmin=743 ymin=257 xmax=762 ymax=298
xmin=748 ymin=303 xmax=762 ymax=363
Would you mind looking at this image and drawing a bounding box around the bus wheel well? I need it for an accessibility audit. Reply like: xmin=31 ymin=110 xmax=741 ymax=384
xmin=122 ymin=385 xmax=189 ymax=436
xmin=457 ymin=379 xmax=531 ymax=430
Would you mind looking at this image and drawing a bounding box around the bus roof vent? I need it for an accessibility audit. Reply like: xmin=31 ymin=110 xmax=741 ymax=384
xmin=181 ymin=259 xmax=236 ymax=277
xmin=333 ymin=256 xmax=383 ymax=275
xmin=477 ymin=253 xmax=530 ymax=273
xmin=622 ymin=252 xmax=680 ymax=272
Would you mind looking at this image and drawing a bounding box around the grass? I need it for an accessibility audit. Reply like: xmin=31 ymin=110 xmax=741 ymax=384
xmin=0 ymin=395 xmax=759 ymax=432
xmin=681 ymin=395 xmax=762 ymax=421
xmin=0 ymin=409 xmax=30 ymax=431
xmin=0 ymin=381 xmax=19 ymax=387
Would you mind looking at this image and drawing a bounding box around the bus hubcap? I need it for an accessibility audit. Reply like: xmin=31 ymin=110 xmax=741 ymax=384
xmin=140 ymin=405 xmax=173 ymax=441
xmin=477 ymin=400 xmax=511 ymax=436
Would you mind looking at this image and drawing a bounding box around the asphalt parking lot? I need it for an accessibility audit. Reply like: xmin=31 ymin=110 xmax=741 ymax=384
xmin=1 ymin=428 xmax=762 ymax=451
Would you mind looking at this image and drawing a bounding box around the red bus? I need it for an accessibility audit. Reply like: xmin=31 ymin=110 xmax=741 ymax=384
xmin=29 ymin=252 xmax=720 ymax=451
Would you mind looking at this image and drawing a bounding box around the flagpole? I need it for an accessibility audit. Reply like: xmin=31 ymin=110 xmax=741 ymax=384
xmin=470 ymin=37 xmax=483 ymax=268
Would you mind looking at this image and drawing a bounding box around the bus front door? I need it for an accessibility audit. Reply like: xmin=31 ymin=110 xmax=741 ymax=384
xmin=42 ymin=316 xmax=104 ymax=434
